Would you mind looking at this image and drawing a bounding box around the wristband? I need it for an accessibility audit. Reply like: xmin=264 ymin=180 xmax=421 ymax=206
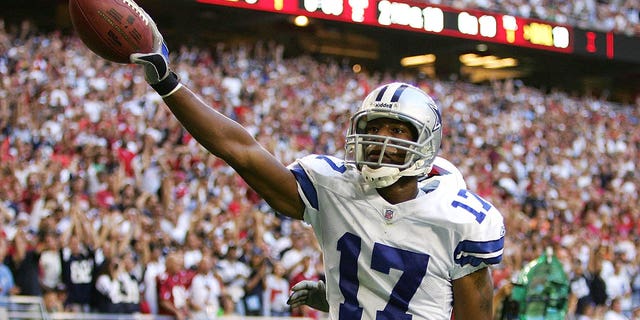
xmin=150 ymin=71 xmax=180 ymax=98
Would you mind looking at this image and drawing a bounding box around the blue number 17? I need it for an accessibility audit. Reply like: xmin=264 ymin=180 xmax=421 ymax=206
xmin=337 ymin=232 xmax=430 ymax=320
xmin=451 ymin=189 xmax=491 ymax=223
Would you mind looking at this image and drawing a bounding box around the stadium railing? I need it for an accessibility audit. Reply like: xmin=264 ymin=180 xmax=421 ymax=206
xmin=1 ymin=296 xmax=314 ymax=320
xmin=0 ymin=295 xmax=50 ymax=320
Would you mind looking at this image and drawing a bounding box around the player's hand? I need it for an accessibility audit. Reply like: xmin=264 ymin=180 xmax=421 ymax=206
xmin=129 ymin=7 xmax=168 ymax=83
xmin=129 ymin=9 xmax=180 ymax=97
xmin=287 ymin=280 xmax=329 ymax=312
xmin=130 ymin=42 xmax=170 ymax=85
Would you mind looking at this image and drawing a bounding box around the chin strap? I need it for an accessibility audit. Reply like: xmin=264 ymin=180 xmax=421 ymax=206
xmin=361 ymin=166 xmax=401 ymax=188
xmin=361 ymin=162 xmax=432 ymax=188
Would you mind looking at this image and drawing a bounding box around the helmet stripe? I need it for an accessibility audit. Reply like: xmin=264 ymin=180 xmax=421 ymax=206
xmin=375 ymin=84 xmax=389 ymax=101
xmin=390 ymin=83 xmax=409 ymax=102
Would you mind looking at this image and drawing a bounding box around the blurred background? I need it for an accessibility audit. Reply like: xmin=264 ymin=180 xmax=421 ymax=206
xmin=0 ymin=0 xmax=639 ymax=319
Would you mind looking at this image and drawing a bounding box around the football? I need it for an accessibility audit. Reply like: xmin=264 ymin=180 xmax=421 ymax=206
xmin=69 ymin=0 xmax=155 ymax=64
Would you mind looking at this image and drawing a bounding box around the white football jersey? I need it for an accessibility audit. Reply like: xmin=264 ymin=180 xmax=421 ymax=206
xmin=289 ymin=155 xmax=505 ymax=320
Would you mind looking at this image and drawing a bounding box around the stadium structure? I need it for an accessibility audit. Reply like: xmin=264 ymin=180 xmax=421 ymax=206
xmin=3 ymin=0 xmax=639 ymax=103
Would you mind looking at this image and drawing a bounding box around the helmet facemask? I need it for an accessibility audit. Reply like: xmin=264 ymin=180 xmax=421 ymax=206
xmin=345 ymin=83 xmax=442 ymax=188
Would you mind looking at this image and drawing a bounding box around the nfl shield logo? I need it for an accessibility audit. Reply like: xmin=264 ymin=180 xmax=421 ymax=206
xmin=384 ymin=209 xmax=394 ymax=221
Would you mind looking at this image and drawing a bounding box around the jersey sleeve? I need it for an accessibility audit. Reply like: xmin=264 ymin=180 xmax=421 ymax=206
xmin=287 ymin=154 xmax=350 ymax=222
xmin=288 ymin=155 xmax=323 ymax=211
xmin=448 ymin=192 xmax=505 ymax=280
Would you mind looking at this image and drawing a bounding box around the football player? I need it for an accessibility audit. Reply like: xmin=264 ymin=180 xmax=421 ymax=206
xmin=130 ymin=14 xmax=505 ymax=320
xmin=286 ymin=155 xmax=471 ymax=312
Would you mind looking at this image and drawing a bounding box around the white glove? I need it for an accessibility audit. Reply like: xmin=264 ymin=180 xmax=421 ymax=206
xmin=287 ymin=280 xmax=329 ymax=312
xmin=129 ymin=8 xmax=181 ymax=97
xmin=129 ymin=42 xmax=171 ymax=85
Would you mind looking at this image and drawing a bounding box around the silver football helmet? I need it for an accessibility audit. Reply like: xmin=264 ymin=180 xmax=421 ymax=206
xmin=345 ymin=82 xmax=442 ymax=188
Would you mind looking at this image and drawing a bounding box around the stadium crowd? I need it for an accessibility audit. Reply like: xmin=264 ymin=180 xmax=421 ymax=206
xmin=1 ymin=16 xmax=640 ymax=320
xmin=436 ymin=0 xmax=640 ymax=36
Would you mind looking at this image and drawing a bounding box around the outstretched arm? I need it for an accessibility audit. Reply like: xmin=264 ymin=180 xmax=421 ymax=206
xmin=162 ymin=87 xmax=304 ymax=219
xmin=130 ymin=14 xmax=304 ymax=220
xmin=452 ymin=267 xmax=494 ymax=320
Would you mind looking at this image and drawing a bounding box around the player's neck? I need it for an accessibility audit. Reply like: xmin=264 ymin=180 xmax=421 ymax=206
xmin=376 ymin=176 xmax=419 ymax=204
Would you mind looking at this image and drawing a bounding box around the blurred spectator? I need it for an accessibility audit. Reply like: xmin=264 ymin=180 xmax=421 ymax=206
xmin=42 ymin=287 xmax=65 ymax=313
xmin=216 ymin=245 xmax=251 ymax=311
xmin=264 ymin=261 xmax=291 ymax=316
xmin=281 ymin=231 xmax=315 ymax=277
xmin=570 ymin=261 xmax=592 ymax=316
xmin=605 ymin=259 xmax=633 ymax=315
xmin=0 ymin=237 xmax=15 ymax=297
xmin=242 ymin=247 xmax=268 ymax=316
xmin=94 ymin=258 xmax=125 ymax=313
xmin=632 ymin=307 xmax=640 ymax=320
xmin=189 ymin=254 xmax=224 ymax=319
xmin=576 ymin=300 xmax=597 ymax=320
xmin=142 ymin=242 xmax=165 ymax=315
xmin=603 ymin=297 xmax=629 ymax=320
xmin=220 ymin=293 xmax=237 ymax=316
xmin=586 ymin=251 xmax=608 ymax=312
xmin=157 ymin=251 xmax=194 ymax=320
xmin=38 ymin=229 xmax=63 ymax=293
xmin=183 ymin=231 xmax=203 ymax=270
xmin=61 ymin=234 xmax=95 ymax=312
xmin=289 ymin=255 xmax=321 ymax=319
xmin=119 ymin=251 xmax=141 ymax=313
xmin=5 ymin=229 xmax=42 ymax=296
xmin=263 ymin=222 xmax=292 ymax=261
xmin=492 ymin=282 xmax=517 ymax=320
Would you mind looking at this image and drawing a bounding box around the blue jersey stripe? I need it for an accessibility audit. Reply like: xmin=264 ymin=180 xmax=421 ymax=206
xmin=454 ymin=237 xmax=504 ymax=267
xmin=290 ymin=164 xmax=319 ymax=210
xmin=315 ymin=155 xmax=347 ymax=173
xmin=390 ymin=83 xmax=408 ymax=102
xmin=456 ymin=236 xmax=504 ymax=254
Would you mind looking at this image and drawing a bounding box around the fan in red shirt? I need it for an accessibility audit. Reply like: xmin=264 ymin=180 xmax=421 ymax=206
xmin=157 ymin=252 xmax=195 ymax=320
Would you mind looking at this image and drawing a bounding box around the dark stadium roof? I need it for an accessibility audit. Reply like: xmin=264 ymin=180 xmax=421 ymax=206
xmin=2 ymin=0 xmax=639 ymax=103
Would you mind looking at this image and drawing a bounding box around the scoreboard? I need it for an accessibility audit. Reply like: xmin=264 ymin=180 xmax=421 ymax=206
xmin=197 ymin=0 xmax=639 ymax=63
